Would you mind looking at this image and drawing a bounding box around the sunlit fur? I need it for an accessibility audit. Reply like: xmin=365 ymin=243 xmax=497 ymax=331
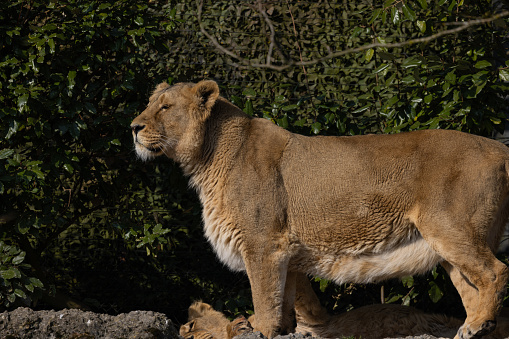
xmin=180 ymin=301 xmax=252 ymax=339
xmin=131 ymin=80 xmax=509 ymax=339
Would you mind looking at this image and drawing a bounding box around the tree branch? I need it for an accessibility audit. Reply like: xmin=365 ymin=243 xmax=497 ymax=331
xmin=197 ymin=1 xmax=509 ymax=72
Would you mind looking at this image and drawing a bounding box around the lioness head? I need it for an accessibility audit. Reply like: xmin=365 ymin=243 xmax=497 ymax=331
xmin=130 ymin=80 xmax=220 ymax=162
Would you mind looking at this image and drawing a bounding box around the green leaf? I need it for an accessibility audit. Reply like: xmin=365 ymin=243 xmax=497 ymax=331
xmin=402 ymin=276 xmax=414 ymax=288
xmin=48 ymin=38 xmax=55 ymax=54
xmin=63 ymin=163 xmax=74 ymax=174
xmin=369 ymin=9 xmax=382 ymax=24
xmin=29 ymin=277 xmax=44 ymax=288
xmin=416 ymin=20 xmax=426 ymax=33
xmin=318 ymin=278 xmax=329 ymax=292
xmin=428 ymin=117 xmax=440 ymax=129
xmin=67 ymin=70 xmax=76 ymax=92
xmin=1 ymin=268 xmax=21 ymax=279
xmin=6 ymin=120 xmax=19 ymax=140
xmin=401 ymin=75 xmax=415 ymax=84
xmin=416 ymin=0 xmax=428 ymax=9
xmin=385 ymin=294 xmax=402 ymax=304
xmin=383 ymin=0 xmax=395 ymax=8
xmin=311 ymin=122 xmax=322 ymax=134
xmin=428 ymin=282 xmax=444 ymax=303
xmin=18 ymin=94 xmax=29 ymax=113
xmin=391 ymin=7 xmax=400 ymax=25
xmin=110 ymin=139 xmax=121 ymax=146
xmin=378 ymin=51 xmax=396 ymax=61
xmin=401 ymin=56 xmax=422 ymax=68
xmin=69 ymin=122 xmax=80 ymax=139
xmin=244 ymin=100 xmax=254 ymax=116
xmin=0 ymin=149 xmax=14 ymax=160
xmin=445 ymin=71 xmax=456 ymax=84
xmin=373 ymin=63 xmax=390 ymax=74
xmin=351 ymin=105 xmax=370 ymax=114
xmin=365 ymin=48 xmax=374 ymax=62
xmin=402 ymin=4 xmax=416 ymax=21
xmin=242 ymin=88 xmax=256 ymax=98
xmin=11 ymin=253 xmax=25 ymax=265
xmin=474 ymin=60 xmax=492 ymax=69
xmin=14 ymin=289 xmax=26 ymax=299
xmin=500 ymin=68 xmax=509 ymax=82
xmin=276 ymin=115 xmax=289 ymax=129
xmin=135 ymin=17 xmax=144 ymax=26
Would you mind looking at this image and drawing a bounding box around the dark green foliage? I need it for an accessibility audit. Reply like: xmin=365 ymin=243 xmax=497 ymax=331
xmin=0 ymin=0 xmax=508 ymax=323
xmin=184 ymin=0 xmax=509 ymax=136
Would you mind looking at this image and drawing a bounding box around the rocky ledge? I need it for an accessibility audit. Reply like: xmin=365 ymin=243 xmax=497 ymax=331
xmin=0 ymin=307 xmax=443 ymax=339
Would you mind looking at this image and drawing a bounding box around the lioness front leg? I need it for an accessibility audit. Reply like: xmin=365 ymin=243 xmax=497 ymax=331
xmin=244 ymin=249 xmax=293 ymax=338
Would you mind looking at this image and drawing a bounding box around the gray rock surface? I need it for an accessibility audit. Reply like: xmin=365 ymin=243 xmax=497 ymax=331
xmin=234 ymin=332 xmax=444 ymax=339
xmin=233 ymin=332 xmax=443 ymax=339
xmin=0 ymin=307 xmax=180 ymax=339
xmin=0 ymin=307 xmax=444 ymax=339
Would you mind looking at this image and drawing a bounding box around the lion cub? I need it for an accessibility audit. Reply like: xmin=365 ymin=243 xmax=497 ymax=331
xmin=183 ymin=299 xmax=509 ymax=339
xmin=180 ymin=301 xmax=253 ymax=339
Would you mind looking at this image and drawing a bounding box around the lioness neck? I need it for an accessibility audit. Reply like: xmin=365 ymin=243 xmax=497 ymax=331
xmin=186 ymin=98 xmax=251 ymax=193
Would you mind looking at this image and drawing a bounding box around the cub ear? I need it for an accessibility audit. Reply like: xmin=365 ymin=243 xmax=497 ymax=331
xmin=192 ymin=80 xmax=220 ymax=112
xmin=188 ymin=301 xmax=213 ymax=320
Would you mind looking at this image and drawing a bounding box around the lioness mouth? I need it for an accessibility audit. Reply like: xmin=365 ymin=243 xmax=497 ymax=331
xmin=147 ymin=146 xmax=162 ymax=153
xmin=135 ymin=140 xmax=162 ymax=154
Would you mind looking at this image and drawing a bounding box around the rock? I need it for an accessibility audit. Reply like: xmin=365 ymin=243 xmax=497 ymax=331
xmin=0 ymin=308 xmax=446 ymax=339
xmin=0 ymin=307 xmax=180 ymax=339
xmin=234 ymin=332 xmax=443 ymax=339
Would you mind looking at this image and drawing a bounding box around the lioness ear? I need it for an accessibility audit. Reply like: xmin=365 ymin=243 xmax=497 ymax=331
xmin=149 ymin=82 xmax=170 ymax=102
xmin=192 ymin=80 xmax=220 ymax=112
xmin=155 ymin=82 xmax=170 ymax=92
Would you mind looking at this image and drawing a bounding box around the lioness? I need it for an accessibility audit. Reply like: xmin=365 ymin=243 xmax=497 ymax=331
xmin=131 ymin=80 xmax=509 ymax=339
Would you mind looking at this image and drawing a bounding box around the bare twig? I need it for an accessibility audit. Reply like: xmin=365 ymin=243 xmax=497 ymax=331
xmin=286 ymin=0 xmax=306 ymax=75
xmin=254 ymin=1 xmax=277 ymax=66
xmin=196 ymin=0 xmax=509 ymax=72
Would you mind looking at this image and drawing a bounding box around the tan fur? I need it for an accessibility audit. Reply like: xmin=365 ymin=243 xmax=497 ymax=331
xmin=291 ymin=273 xmax=509 ymax=339
xmin=184 ymin=297 xmax=509 ymax=339
xmin=180 ymin=301 xmax=252 ymax=339
xmin=131 ymin=80 xmax=509 ymax=339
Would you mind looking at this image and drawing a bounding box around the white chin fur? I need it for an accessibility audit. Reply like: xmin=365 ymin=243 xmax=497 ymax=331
xmin=135 ymin=144 xmax=159 ymax=161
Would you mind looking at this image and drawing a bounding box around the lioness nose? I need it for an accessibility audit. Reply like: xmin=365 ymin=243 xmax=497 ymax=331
xmin=131 ymin=124 xmax=145 ymax=136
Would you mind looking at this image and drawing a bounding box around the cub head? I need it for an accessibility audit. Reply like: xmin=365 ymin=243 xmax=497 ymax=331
xmin=180 ymin=301 xmax=230 ymax=339
xmin=130 ymin=80 xmax=220 ymax=162
xmin=180 ymin=301 xmax=253 ymax=339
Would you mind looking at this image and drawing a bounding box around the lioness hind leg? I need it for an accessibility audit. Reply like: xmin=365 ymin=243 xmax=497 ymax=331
xmin=442 ymin=260 xmax=508 ymax=339
xmin=441 ymin=262 xmax=478 ymax=318
xmin=294 ymin=273 xmax=330 ymax=327
xmin=430 ymin=239 xmax=508 ymax=339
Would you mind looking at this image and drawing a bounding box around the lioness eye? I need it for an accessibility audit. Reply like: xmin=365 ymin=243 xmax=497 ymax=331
xmin=161 ymin=104 xmax=170 ymax=110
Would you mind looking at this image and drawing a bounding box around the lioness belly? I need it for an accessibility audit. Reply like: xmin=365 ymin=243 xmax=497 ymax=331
xmin=297 ymin=236 xmax=442 ymax=284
